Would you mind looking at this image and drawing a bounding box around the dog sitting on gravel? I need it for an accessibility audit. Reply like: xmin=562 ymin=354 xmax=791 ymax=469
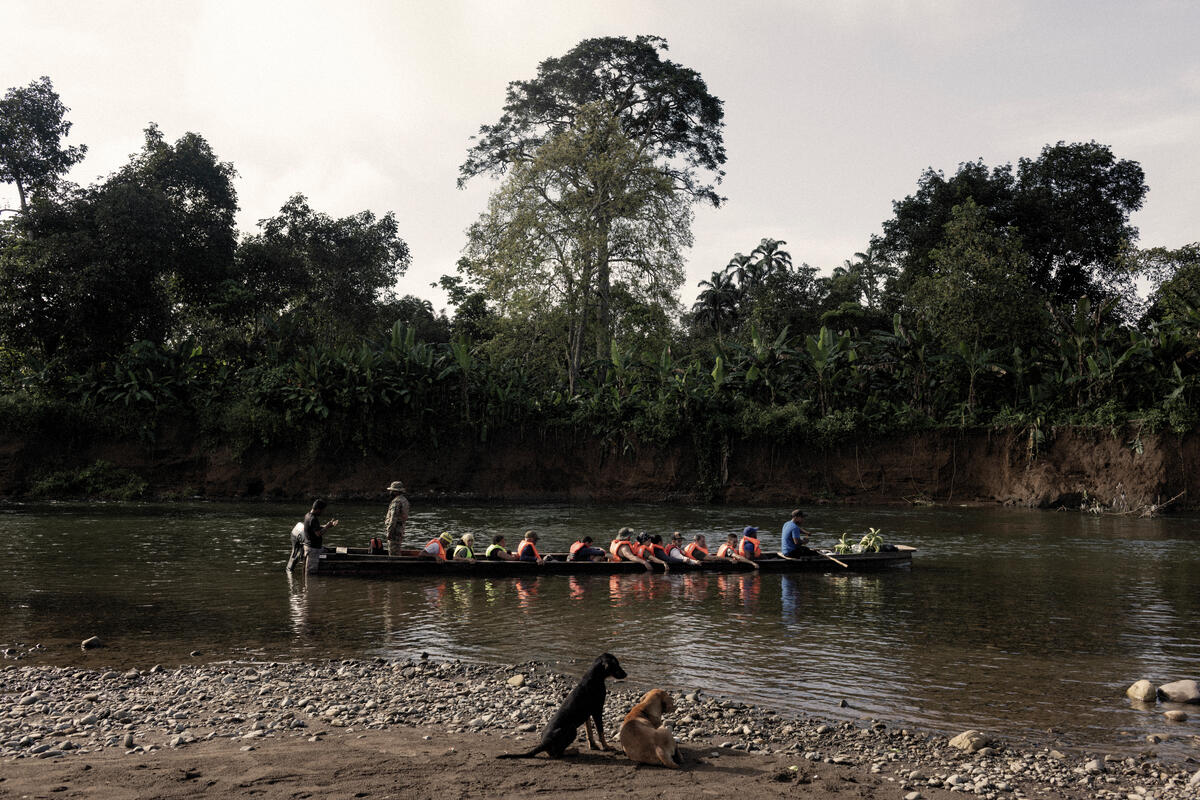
xmin=497 ymin=652 xmax=627 ymax=759
xmin=618 ymin=688 xmax=680 ymax=768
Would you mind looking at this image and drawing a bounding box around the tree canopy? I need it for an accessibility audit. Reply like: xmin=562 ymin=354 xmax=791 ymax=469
xmin=459 ymin=34 xmax=726 ymax=207
xmin=880 ymin=141 xmax=1147 ymax=307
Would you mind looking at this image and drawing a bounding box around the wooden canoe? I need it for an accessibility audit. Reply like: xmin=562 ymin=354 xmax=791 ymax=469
xmin=306 ymin=545 xmax=914 ymax=578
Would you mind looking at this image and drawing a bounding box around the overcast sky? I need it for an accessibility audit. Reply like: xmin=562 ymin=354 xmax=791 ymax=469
xmin=3 ymin=1 xmax=1197 ymax=310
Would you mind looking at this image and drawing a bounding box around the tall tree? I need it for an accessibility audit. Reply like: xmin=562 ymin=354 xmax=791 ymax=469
xmin=0 ymin=77 xmax=87 ymax=213
xmin=459 ymin=36 xmax=724 ymax=389
xmin=463 ymin=102 xmax=690 ymax=390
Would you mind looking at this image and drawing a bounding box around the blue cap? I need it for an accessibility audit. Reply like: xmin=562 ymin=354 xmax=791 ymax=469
xmin=742 ymin=526 xmax=758 ymax=536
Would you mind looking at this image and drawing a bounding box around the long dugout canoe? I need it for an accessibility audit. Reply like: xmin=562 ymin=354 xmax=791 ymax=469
xmin=310 ymin=546 xmax=914 ymax=578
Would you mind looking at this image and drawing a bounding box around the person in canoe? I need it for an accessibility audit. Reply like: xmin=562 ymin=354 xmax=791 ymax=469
xmin=635 ymin=532 xmax=670 ymax=573
xmin=716 ymin=532 xmax=759 ymax=570
xmin=485 ymin=534 xmax=516 ymax=560
xmin=609 ymin=527 xmax=653 ymax=572
xmin=384 ymin=480 xmax=409 ymax=555
xmin=453 ymin=533 xmax=477 ymax=560
xmin=684 ymin=533 xmax=711 ymax=561
xmin=516 ymin=530 xmax=544 ymax=564
xmin=663 ymin=532 xmax=701 ymax=566
xmin=569 ymin=535 xmax=607 ymax=561
xmin=423 ymin=531 xmax=454 ymax=562
xmin=303 ymin=499 xmax=339 ymax=574
xmin=781 ymin=509 xmax=813 ymax=558
xmin=738 ymin=526 xmax=764 ymax=559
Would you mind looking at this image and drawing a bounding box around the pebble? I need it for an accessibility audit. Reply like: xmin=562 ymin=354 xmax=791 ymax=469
xmin=0 ymin=657 xmax=1195 ymax=800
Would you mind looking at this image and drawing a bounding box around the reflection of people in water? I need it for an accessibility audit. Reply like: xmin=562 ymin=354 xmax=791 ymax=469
xmin=514 ymin=576 xmax=539 ymax=610
xmin=780 ymin=574 xmax=799 ymax=624
xmin=715 ymin=572 xmax=760 ymax=615
xmin=568 ymin=575 xmax=586 ymax=601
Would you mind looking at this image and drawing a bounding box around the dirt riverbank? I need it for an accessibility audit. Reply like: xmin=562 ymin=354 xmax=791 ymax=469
xmin=0 ymin=425 xmax=1195 ymax=510
xmin=3 ymin=658 xmax=1198 ymax=800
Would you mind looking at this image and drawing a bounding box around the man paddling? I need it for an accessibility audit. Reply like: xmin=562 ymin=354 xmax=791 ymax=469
xmin=781 ymin=509 xmax=812 ymax=557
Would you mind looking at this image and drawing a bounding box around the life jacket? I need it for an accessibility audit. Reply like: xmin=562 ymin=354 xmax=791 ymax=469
xmin=716 ymin=542 xmax=737 ymax=558
xmin=649 ymin=543 xmax=668 ymax=560
xmin=485 ymin=544 xmax=507 ymax=559
xmin=425 ymin=538 xmax=447 ymax=559
xmin=453 ymin=544 xmax=474 ymax=559
xmin=569 ymin=541 xmax=587 ymax=556
xmin=517 ymin=540 xmax=540 ymax=560
xmin=609 ymin=539 xmax=629 ymax=561
xmin=739 ymin=535 xmax=762 ymax=559
xmin=685 ymin=542 xmax=708 ymax=558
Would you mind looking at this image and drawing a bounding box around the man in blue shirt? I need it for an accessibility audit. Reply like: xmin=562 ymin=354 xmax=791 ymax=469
xmin=781 ymin=509 xmax=811 ymax=557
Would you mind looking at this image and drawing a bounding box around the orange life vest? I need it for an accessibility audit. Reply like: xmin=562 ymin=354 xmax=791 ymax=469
xmin=609 ymin=539 xmax=627 ymax=561
xmin=685 ymin=542 xmax=708 ymax=558
xmin=649 ymin=543 xmax=668 ymax=560
xmin=569 ymin=541 xmax=588 ymax=556
xmin=739 ymin=535 xmax=762 ymax=559
xmin=716 ymin=542 xmax=737 ymax=558
xmin=517 ymin=540 xmax=540 ymax=560
xmin=425 ymin=538 xmax=446 ymax=559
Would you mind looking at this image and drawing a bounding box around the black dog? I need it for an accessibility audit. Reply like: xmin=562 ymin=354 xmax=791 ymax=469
xmin=497 ymin=653 xmax=627 ymax=759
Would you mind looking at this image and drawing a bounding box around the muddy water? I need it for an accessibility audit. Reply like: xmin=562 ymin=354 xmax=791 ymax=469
xmin=2 ymin=501 xmax=1197 ymax=758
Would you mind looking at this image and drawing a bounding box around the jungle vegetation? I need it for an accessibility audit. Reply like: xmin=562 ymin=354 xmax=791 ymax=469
xmin=1 ymin=42 xmax=1198 ymax=487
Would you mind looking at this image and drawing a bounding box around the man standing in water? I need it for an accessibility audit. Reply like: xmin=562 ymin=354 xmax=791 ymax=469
xmin=304 ymin=499 xmax=338 ymax=574
xmin=781 ymin=509 xmax=811 ymax=557
xmin=384 ymin=480 xmax=409 ymax=555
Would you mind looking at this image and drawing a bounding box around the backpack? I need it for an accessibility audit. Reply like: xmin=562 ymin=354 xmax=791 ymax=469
xmin=368 ymin=537 xmax=384 ymax=555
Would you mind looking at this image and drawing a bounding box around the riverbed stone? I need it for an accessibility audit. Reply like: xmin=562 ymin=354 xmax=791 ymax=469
xmin=1126 ymin=680 xmax=1157 ymax=702
xmin=80 ymin=636 xmax=103 ymax=650
xmin=1156 ymin=679 xmax=1200 ymax=703
xmin=948 ymin=730 xmax=992 ymax=752
xmin=1163 ymin=709 xmax=1188 ymax=722
xmin=506 ymin=675 xmax=525 ymax=688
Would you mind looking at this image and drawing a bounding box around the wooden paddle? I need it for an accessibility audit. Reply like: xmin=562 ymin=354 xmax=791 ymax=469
xmin=777 ymin=549 xmax=848 ymax=568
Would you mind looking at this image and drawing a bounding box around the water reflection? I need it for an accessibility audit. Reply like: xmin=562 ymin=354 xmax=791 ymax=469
xmin=1 ymin=501 xmax=1198 ymax=761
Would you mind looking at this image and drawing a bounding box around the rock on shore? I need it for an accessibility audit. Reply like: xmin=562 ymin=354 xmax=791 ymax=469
xmin=2 ymin=658 xmax=1199 ymax=799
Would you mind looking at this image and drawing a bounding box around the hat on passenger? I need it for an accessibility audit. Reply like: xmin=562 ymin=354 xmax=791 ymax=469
xmin=387 ymin=481 xmax=405 ymax=492
xmin=439 ymin=531 xmax=453 ymax=544
xmin=742 ymin=526 xmax=758 ymax=536
xmin=617 ymin=527 xmax=633 ymax=539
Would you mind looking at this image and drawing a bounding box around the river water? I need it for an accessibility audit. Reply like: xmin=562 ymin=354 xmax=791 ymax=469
xmin=2 ymin=501 xmax=1197 ymax=759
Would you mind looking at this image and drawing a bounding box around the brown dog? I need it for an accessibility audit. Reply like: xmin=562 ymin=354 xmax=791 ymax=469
xmin=618 ymin=688 xmax=680 ymax=768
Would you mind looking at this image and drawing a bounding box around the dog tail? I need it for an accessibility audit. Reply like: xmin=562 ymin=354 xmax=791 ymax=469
xmin=496 ymin=744 xmax=545 ymax=759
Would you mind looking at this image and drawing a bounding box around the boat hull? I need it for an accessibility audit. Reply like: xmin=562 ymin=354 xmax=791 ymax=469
xmin=309 ymin=547 xmax=913 ymax=578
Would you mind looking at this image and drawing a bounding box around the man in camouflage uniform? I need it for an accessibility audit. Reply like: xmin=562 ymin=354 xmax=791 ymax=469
xmin=384 ymin=480 xmax=409 ymax=555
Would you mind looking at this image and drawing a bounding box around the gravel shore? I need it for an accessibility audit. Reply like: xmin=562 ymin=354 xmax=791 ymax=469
xmin=3 ymin=657 xmax=1199 ymax=800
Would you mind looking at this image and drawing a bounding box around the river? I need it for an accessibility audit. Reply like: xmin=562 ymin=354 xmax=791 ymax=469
xmin=2 ymin=500 xmax=1197 ymax=760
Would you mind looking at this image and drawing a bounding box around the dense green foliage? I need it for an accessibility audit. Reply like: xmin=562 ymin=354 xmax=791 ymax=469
xmin=1 ymin=54 xmax=1197 ymax=498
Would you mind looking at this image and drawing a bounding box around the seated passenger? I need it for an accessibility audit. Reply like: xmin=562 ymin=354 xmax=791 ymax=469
xmin=516 ymin=530 xmax=544 ymax=563
xmin=738 ymin=526 xmax=763 ymax=559
xmin=452 ymin=533 xmax=476 ymax=560
xmin=716 ymin=532 xmax=759 ymax=570
xmin=663 ymin=532 xmax=700 ymax=565
xmin=423 ymin=531 xmax=454 ymax=562
xmin=684 ymin=533 xmax=710 ymax=561
xmin=569 ymin=535 xmax=607 ymax=561
xmin=636 ymin=532 xmax=670 ymax=573
xmin=609 ymin=527 xmax=652 ymax=572
xmin=485 ymin=534 xmax=516 ymax=560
